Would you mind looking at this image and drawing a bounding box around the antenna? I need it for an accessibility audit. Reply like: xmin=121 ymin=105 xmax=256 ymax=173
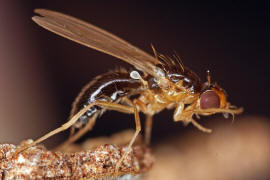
xmin=207 ymin=70 xmax=211 ymax=85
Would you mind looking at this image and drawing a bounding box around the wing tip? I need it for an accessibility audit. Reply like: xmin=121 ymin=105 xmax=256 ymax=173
xmin=34 ymin=8 xmax=44 ymax=15
xmin=34 ymin=9 xmax=56 ymax=16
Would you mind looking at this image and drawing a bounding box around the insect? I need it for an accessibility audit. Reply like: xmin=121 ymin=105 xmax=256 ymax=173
xmin=19 ymin=9 xmax=243 ymax=171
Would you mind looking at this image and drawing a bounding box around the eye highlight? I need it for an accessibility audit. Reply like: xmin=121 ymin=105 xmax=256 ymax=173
xmin=200 ymin=90 xmax=220 ymax=109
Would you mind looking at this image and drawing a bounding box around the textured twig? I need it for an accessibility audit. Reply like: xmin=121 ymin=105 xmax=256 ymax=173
xmin=0 ymin=140 xmax=153 ymax=180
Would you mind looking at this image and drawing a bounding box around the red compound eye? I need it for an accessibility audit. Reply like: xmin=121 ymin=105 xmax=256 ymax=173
xmin=200 ymin=90 xmax=220 ymax=109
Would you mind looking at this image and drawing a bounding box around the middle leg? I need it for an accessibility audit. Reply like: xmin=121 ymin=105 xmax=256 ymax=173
xmin=115 ymin=101 xmax=141 ymax=173
xmin=145 ymin=115 xmax=153 ymax=145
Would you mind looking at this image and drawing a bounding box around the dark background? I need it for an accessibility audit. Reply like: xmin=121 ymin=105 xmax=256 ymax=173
xmin=1 ymin=1 xmax=270 ymax=146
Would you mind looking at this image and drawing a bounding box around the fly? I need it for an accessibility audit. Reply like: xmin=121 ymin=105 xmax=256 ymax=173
xmin=18 ymin=9 xmax=243 ymax=172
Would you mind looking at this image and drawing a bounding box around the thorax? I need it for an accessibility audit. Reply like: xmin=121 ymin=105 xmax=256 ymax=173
xmin=138 ymin=81 xmax=199 ymax=115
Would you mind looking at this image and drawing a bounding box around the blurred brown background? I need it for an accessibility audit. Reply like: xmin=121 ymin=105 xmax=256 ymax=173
xmin=0 ymin=1 xmax=269 ymax=179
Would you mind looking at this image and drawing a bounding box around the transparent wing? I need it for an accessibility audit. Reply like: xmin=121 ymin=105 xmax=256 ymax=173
xmin=32 ymin=9 xmax=160 ymax=78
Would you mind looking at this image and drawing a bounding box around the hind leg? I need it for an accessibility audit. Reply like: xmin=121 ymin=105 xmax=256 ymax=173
xmin=59 ymin=97 xmax=140 ymax=150
xmin=16 ymin=101 xmax=134 ymax=153
xmin=55 ymin=114 xmax=98 ymax=151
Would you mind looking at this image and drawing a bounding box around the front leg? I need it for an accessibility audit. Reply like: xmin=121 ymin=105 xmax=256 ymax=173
xmin=173 ymin=102 xmax=212 ymax=133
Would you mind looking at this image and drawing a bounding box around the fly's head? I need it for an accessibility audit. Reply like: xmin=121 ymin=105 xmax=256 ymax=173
xmin=197 ymin=71 xmax=243 ymax=118
xmin=200 ymin=83 xmax=227 ymax=110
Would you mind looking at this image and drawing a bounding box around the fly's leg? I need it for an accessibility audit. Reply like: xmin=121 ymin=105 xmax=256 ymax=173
xmin=16 ymin=101 xmax=134 ymax=154
xmin=145 ymin=115 xmax=153 ymax=145
xmin=115 ymin=101 xmax=141 ymax=173
xmin=190 ymin=118 xmax=212 ymax=133
xmin=173 ymin=102 xmax=212 ymax=133
xmin=55 ymin=114 xmax=98 ymax=151
xmin=191 ymin=107 xmax=243 ymax=132
xmin=58 ymin=97 xmax=146 ymax=150
xmin=195 ymin=107 xmax=243 ymax=116
xmin=69 ymin=126 xmax=75 ymax=138
xmin=128 ymin=98 xmax=152 ymax=145
xmin=121 ymin=97 xmax=133 ymax=106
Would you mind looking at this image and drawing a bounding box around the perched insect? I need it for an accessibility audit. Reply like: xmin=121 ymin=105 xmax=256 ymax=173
xmin=19 ymin=9 xmax=243 ymax=171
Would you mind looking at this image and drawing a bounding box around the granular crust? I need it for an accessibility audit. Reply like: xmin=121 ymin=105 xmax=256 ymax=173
xmin=0 ymin=140 xmax=153 ymax=179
